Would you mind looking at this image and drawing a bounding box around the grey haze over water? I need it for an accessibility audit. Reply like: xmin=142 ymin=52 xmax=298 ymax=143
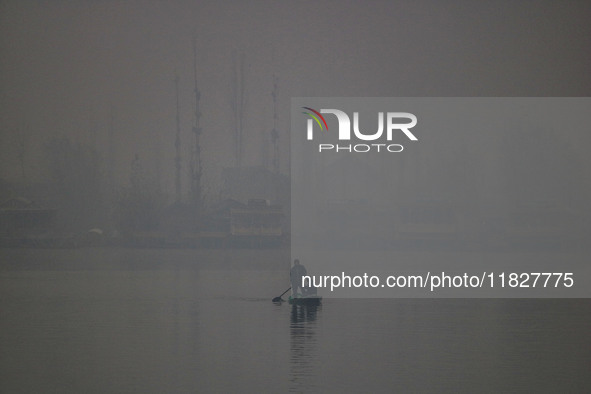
xmin=1 ymin=1 xmax=590 ymax=393
xmin=1 ymin=1 xmax=590 ymax=197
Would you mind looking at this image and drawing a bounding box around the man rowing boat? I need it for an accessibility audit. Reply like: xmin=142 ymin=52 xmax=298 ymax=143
xmin=290 ymin=259 xmax=307 ymax=296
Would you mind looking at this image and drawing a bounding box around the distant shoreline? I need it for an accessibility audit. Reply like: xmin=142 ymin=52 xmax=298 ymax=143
xmin=0 ymin=247 xmax=291 ymax=272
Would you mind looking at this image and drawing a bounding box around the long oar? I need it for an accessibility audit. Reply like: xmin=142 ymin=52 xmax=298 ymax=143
xmin=272 ymin=287 xmax=291 ymax=302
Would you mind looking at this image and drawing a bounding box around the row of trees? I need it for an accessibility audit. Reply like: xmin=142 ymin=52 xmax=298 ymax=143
xmin=43 ymin=136 xmax=165 ymax=234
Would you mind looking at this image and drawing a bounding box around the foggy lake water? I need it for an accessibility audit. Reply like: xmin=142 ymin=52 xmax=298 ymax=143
xmin=1 ymin=248 xmax=589 ymax=393
xmin=2 ymin=1 xmax=590 ymax=392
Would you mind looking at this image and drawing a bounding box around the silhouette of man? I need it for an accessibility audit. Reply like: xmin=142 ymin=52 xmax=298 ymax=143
xmin=290 ymin=259 xmax=307 ymax=296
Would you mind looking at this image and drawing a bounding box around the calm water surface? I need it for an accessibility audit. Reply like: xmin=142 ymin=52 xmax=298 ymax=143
xmin=1 ymin=248 xmax=589 ymax=393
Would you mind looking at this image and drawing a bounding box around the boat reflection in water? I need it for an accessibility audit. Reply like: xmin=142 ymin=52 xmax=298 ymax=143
xmin=289 ymin=303 xmax=321 ymax=392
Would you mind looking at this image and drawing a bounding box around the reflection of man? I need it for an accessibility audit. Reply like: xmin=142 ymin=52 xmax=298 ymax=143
xmin=290 ymin=259 xmax=307 ymax=295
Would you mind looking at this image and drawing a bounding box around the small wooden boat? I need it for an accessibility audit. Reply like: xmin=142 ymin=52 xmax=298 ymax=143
xmin=288 ymin=294 xmax=322 ymax=306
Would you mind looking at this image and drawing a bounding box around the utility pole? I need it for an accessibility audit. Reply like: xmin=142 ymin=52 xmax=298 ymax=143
xmin=108 ymin=106 xmax=115 ymax=196
xmin=16 ymin=122 xmax=28 ymax=181
xmin=231 ymin=52 xmax=246 ymax=167
xmin=190 ymin=38 xmax=203 ymax=217
xmin=174 ymin=72 xmax=182 ymax=205
xmin=271 ymin=75 xmax=280 ymax=174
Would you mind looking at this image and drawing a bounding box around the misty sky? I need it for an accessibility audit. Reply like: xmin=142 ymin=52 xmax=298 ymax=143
xmin=1 ymin=0 xmax=590 ymax=199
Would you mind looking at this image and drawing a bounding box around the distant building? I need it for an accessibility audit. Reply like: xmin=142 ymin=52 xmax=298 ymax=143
xmin=202 ymin=197 xmax=284 ymax=247
xmin=0 ymin=197 xmax=57 ymax=237
xmin=230 ymin=199 xmax=283 ymax=238
xmin=221 ymin=165 xmax=289 ymax=229
xmin=221 ymin=166 xmax=289 ymax=208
